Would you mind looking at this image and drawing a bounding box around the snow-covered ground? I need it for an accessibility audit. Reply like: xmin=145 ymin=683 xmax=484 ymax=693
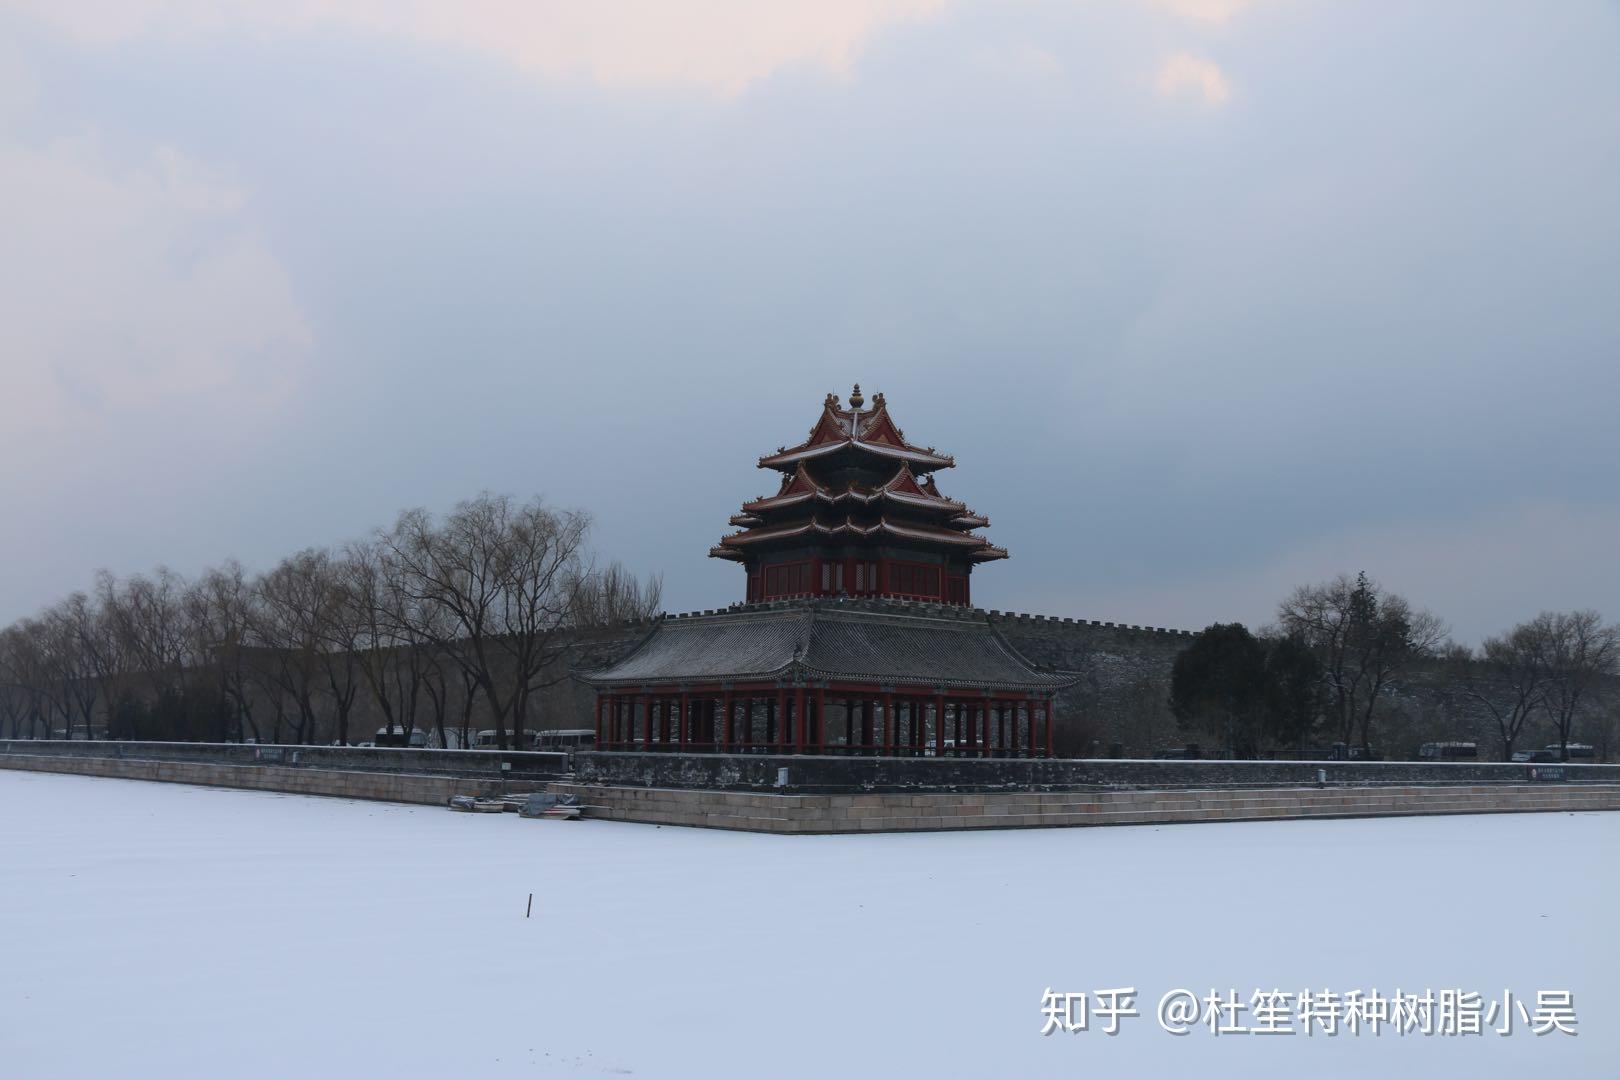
xmin=1 ymin=771 xmax=1612 ymax=1079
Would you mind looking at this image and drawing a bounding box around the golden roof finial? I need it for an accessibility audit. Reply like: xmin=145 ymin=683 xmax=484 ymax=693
xmin=849 ymin=383 xmax=865 ymax=410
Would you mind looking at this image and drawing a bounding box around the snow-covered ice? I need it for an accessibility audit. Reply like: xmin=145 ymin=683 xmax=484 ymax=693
xmin=1 ymin=770 xmax=1613 ymax=1079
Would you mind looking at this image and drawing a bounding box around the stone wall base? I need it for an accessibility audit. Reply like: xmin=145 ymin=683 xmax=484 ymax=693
xmin=0 ymin=752 xmax=546 ymax=805
xmin=8 ymin=752 xmax=1618 ymax=832
xmin=550 ymin=781 xmax=1620 ymax=833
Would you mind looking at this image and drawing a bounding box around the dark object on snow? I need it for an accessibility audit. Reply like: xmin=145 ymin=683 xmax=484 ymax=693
xmin=520 ymin=792 xmax=583 ymax=820
xmin=448 ymin=795 xmax=505 ymax=813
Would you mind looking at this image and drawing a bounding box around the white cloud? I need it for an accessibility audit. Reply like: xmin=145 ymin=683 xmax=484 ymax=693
xmin=0 ymin=135 xmax=312 ymax=466
xmin=1154 ymin=50 xmax=1231 ymax=105
xmin=10 ymin=0 xmax=947 ymax=96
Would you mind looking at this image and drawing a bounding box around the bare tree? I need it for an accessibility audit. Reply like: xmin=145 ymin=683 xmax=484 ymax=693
xmin=0 ymin=626 xmax=29 ymax=738
xmin=1456 ymin=618 xmax=1555 ymax=761
xmin=333 ymin=538 xmax=424 ymax=746
xmin=41 ymin=597 xmax=105 ymax=739
xmin=7 ymin=618 xmax=67 ymax=738
xmin=187 ymin=561 xmax=264 ymax=742
xmin=1274 ymin=571 xmax=1447 ymax=755
xmin=384 ymin=494 xmax=660 ymax=750
xmin=250 ymin=553 xmax=330 ymax=744
xmin=568 ymin=561 xmax=663 ymax=627
xmin=98 ymin=568 xmax=194 ymax=712
xmin=1538 ymin=610 xmax=1619 ymax=761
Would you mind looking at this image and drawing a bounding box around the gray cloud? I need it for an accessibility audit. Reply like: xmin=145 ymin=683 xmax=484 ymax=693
xmin=2 ymin=0 xmax=1616 ymax=644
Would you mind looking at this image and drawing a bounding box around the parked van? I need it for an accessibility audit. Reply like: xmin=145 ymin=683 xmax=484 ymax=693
xmin=1418 ymin=741 xmax=1478 ymax=761
xmin=534 ymin=728 xmax=597 ymax=751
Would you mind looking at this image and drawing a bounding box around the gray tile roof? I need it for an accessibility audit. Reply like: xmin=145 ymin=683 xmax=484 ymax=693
xmin=584 ymin=600 xmax=1072 ymax=692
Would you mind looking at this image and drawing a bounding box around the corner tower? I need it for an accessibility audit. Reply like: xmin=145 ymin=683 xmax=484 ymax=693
xmin=710 ymin=386 xmax=1007 ymax=605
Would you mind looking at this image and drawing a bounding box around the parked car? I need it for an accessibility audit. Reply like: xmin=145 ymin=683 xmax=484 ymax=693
xmin=1511 ymin=749 xmax=1559 ymax=763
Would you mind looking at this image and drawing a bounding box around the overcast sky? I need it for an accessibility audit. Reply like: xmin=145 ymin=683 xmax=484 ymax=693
xmin=2 ymin=1 xmax=1617 ymax=644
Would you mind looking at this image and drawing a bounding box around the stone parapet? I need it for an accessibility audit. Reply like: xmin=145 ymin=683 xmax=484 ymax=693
xmin=0 ymin=751 xmax=548 ymax=805
xmin=571 ymin=750 xmax=1620 ymax=793
xmin=550 ymin=781 xmax=1620 ymax=833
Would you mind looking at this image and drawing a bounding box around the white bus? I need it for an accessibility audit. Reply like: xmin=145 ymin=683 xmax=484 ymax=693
xmin=534 ymin=728 xmax=597 ymax=751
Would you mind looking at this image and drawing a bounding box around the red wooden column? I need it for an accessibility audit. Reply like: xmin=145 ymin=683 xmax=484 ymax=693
xmin=882 ymin=692 xmax=894 ymax=755
xmin=932 ymin=693 xmax=945 ymax=756
xmin=814 ymin=687 xmax=826 ymax=753
xmin=776 ymin=687 xmax=788 ymax=749
xmin=1045 ymin=696 xmax=1056 ymax=759
xmin=794 ymin=686 xmax=807 ymax=753
xmin=722 ymin=689 xmax=734 ymax=749
xmin=981 ymin=700 xmax=992 ymax=757
xmin=679 ymin=692 xmax=690 ymax=749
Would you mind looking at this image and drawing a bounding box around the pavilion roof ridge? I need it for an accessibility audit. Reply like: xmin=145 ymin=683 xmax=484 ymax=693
xmin=757 ymin=392 xmax=955 ymax=472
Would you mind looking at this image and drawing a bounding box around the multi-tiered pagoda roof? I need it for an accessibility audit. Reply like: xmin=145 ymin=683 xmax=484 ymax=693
xmin=711 ymin=387 xmax=1005 ymax=605
xmin=585 ymin=387 xmax=1069 ymax=759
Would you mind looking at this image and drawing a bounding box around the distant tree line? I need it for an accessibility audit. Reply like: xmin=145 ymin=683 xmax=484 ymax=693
xmin=1171 ymin=572 xmax=1619 ymax=762
xmin=0 ymin=493 xmax=661 ymax=749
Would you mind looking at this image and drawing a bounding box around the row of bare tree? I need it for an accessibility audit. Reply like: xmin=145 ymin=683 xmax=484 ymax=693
xmin=0 ymin=493 xmax=661 ymax=749
xmin=1451 ymin=610 xmax=1620 ymax=761
xmin=1273 ymin=572 xmax=1618 ymax=760
xmin=1167 ymin=572 xmax=1618 ymax=761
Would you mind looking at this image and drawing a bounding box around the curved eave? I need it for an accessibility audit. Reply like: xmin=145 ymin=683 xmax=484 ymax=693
xmin=793 ymin=662 xmax=1071 ymax=693
xmin=758 ymin=439 xmax=955 ymax=472
xmin=743 ymin=487 xmax=966 ymax=515
xmin=583 ymin=663 xmax=796 ymax=689
xmin=715 ymin=519 xmax=1003 ymax=551
xmin=586 ymin=660 xmax=1065 ymax=692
